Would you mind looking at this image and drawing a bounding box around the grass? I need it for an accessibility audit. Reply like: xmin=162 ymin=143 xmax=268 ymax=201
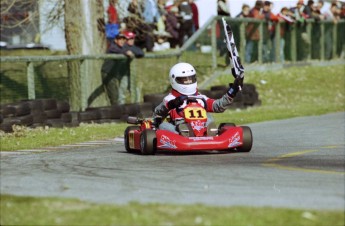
xmin=1 ymin=64 xmax=344 ymax=151
xmin=1 ymin=194 xmax=344 ymax=226
xmin=211 ymin=64 xmax=345 ymax=123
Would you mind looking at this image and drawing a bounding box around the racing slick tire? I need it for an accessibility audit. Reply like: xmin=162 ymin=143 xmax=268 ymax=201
xmin=237 ymin=126 xmax=253 ymax=152
xmin=140 ymin=129 xmax=157 ymax=155
xmin=124 ymin=126 xmax=140 ymax=153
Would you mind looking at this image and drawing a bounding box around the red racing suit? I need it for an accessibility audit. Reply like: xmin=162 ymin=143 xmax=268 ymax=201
xmin=153 ymin=89 xmax=234 ymax=124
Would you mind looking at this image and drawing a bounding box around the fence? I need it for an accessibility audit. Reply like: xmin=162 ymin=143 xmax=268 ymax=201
xmin=1 ymin=16 xmax=344 ymax=110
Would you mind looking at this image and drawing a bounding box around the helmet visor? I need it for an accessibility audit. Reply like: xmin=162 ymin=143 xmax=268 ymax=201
xmin=175 ymin=75 xmax=196 ymax=85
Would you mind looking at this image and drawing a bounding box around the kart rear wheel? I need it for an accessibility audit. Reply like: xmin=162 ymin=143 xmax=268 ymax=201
xmin=237 ymin=126 xmax=253 ymax=152
xmin=124 ymin=126 xmax=140 ymax=153
xmin=140 ymin=129 xmax=157 ymax=155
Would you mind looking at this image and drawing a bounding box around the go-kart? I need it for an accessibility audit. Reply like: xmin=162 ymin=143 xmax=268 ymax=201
xmin=124 ymin=96 xmax=253 ymax=155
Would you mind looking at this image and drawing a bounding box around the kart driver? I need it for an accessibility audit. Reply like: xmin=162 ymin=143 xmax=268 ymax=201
xmin=153 ymin=62 xmax=243 ymax=133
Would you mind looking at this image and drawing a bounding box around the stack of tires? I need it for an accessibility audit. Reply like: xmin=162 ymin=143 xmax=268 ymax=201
xmin=0 ymin=99 xmax=156 ymax=133
xmin=79 ymin=102 xmax=152 ymax=124
xmin=0 ymin=99 xmax=78 ymax=133
xmin=200 ymin=84 xmax=261 ymax=109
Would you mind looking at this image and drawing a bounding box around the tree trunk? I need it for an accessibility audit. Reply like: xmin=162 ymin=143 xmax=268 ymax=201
xmin=64 ymin=0 xmax=107 ymax=111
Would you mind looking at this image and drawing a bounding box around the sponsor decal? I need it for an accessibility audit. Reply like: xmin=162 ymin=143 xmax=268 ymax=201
xmin=191 ymin=120 xmax=205 ymax=132
xmin=158 ymin=135 xmax=177 ymax=149
xmin=188 ymin=137 xmax=214 ymax=141
xmin=228 ymin=131 xmax=241 ymax=148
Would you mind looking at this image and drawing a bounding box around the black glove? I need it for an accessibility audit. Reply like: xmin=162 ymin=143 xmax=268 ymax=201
xmin=234 ymin=76 xmax=244 ymax=89
xmin=227 ymin=77 xmax=244 ymax=98
xmin=167 ymin=96 xmax=187 ymax=110
xmin=152 ymin=117 xmax=162 ymax=127
xmin=231 ymin=68 xmax=237 ymax=79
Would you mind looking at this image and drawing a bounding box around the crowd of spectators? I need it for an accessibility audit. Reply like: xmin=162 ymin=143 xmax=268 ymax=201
xmin=105 ymin=0 xmax=199 ymax=52
xmin=224 ymin=0 xmax=344 ymax=63
xmin=105 ymin=0 xmax=344 ymax=59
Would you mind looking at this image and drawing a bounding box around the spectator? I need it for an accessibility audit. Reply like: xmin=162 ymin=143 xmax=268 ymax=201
xmin=143 ymin=0 xmax=160 ymax=24
xmin=303 ymin=0 xmax=324 ymax=20
xmin=128 ymin=0 xmax=144 ymax=17
xmin=165 ymin=6 xmax=180 ymax=48
xmin=245 ymin=0 xmax=265 ymax=63
xmin=218 ymin=0 xmax=230 ymax=17
xmin=290 ymin=0 xmax=309 ymax=61
xmin=124 ymin=30 xmax=145 ymax=58
xmin=323 ymin=3 xmax=341 ymax=59
xmin=277 ymin=7 xmax=295 ymax=62
xmin=314 ymin=0 xmax=326 ymax=20
xmin=101 ymin=33 xmax=134 ymax=105
xmin=323 ymin=2 xmax=341 ymax=21
xmin=125 ymin=0 xmax=155 ymax=52
xmin=236 ymin=4 xmax=250 ymax=18
xmin=140 ymin=0 xmax=160 ymax=51
xmin=290 ymin=0 xmax=307 ymax=21
xmin=155 ymin=0 xmax=170 ymax=38
xmin=189 ymin=0 xmax=199 ymax=31
xmin=262 ymin=1 xmax=278 ymax=62
xmin=107 ymin=0 xmax=119 ymax=24
xmin=178 ymin=0 xmax=194 ymax=46
xmin=340 ymin=2 xmax=345 ymax=19
xmin=303 ymin=0 xmax=315 ymax=18
xmin=105 ymin=0 xmax=120 ymax=47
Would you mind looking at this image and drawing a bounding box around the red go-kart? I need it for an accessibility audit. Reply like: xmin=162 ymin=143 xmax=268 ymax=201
xmin=124 ymin=96 xmax=253 ymax=155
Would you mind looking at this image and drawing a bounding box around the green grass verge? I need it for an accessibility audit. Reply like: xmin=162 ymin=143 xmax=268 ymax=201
xmin=1 ymin=194 xmax=344 ymax=226
xmin=210 ymin=64 xmax=345 ymax=123
xmin=0 ymin=64 xmax=344 ymax=151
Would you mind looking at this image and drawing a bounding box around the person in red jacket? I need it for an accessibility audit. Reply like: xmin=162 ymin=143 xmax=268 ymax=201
xmin=189 ymin=0 xmax=199 ymax=31
xmin=262 ymin=1 xmax=279 ymax=62
xmin=153 ymin=62 xmax=243 ymax=133
xmin=245 ymin=0 xmax=265 ymax=63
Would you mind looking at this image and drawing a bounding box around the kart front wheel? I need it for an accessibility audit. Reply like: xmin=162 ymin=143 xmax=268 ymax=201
xmin=124 ymin=126 xmax=140 ymax=153
xmin=237 ymin=126 xmax=253 ymax=152
xmin=140 ymin=129 xmax=157 ymax=155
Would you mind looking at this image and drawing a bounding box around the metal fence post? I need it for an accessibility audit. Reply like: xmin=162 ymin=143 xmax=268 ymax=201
xmin=291 ymin=23 xmax=297 ymax=62
xmin=332 ymin=23 xmax=337 ymax=59
xmin=130 ymin=59 xmax=138 ymax=103
xmin=258 ymin=21 xmax=263 ymax=64
xmin=320 ymin=23 xmax=325 ymax=61
xmin=306 ymin=21 xmax=312 ymax=60
xmin=275 ymin=22 xmax=281 ymax=63
xmin=27 ymin=62 xmax=35 ymax=100
xmin=80 ymin=59 xmax=87 ymax=111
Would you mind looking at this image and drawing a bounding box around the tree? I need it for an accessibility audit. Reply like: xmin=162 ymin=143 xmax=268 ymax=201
xmin=64 ymin=0 xmax=108 ymax=111
xmin=0 ymin=0 xmax=40 ymax=43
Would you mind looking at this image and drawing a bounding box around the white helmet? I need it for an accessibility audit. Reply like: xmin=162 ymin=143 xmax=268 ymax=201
xmin=169 ymin=62 xmax=197 ymax=95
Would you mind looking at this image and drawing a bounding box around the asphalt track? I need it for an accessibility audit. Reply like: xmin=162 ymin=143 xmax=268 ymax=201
xmin=1 ymin=112 xmax=344 ymax=210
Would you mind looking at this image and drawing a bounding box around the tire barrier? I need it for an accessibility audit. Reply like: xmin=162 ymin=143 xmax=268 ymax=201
xmin=0 ymin=84 xmax=260 ymax=133
xmin=0 ymin=99 xmax=79 ymax=133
